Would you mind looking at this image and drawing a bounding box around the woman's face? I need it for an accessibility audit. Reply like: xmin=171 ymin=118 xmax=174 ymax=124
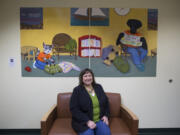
xmin=82 ymin=72 xmax=93 ymax=86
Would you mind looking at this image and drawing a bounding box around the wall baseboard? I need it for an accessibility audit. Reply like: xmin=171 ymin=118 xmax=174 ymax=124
xmin=139 ymin=128 xmax=180 ymax=135
xmin=0 ymin=128 xmax=180 ymax=135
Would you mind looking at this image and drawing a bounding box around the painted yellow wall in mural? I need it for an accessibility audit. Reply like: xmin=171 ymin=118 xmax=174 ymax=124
xmin=20 ymin=7 xmax=157 ymax=56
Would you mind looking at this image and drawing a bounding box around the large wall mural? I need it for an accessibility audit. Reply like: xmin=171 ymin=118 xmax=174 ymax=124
xmin=20 ymin=7 xmax=158 ymax=77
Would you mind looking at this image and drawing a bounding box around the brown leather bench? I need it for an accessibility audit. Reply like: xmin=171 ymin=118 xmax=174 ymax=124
xmin=41 ymin=92 xmax=139 ymax=135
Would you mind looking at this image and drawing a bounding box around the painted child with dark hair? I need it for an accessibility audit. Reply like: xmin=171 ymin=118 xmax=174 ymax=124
xmin=116 ymin=19 xmax=148 ymax=71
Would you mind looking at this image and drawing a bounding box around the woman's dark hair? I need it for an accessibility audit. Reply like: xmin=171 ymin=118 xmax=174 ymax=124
xmin=79 ymin=68 xmax=96 ymax=86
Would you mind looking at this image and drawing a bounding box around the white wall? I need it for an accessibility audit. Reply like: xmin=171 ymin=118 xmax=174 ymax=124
xmin=0 ymin=0 xmax=180 ymax=129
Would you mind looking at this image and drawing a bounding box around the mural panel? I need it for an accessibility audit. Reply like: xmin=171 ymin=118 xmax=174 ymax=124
xmin=20 ymin=7 xmax=158 ymax=77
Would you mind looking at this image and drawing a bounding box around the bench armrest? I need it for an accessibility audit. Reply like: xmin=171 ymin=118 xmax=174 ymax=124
xmin=41 ymin=104 xmax=57 ymax=135
xmin=120 ymin=104 xmax=139 ymax=135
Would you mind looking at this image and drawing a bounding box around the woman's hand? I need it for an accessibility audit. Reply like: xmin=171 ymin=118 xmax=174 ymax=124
xmin=87 ymin=120 xmax=96 ymax=129
xmin=101 ymin=116 xmax=109 ymax=125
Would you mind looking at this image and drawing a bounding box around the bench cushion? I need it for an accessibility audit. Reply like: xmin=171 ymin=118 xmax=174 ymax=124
xmin=49 ymin=118 xmax=131 ymax=135
xmin=49 ymin=118 xmax=76 ymax=135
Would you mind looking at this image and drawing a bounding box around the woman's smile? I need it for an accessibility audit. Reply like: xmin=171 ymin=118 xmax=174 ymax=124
xmin=83 ymin=72 xmax=93 ymax=86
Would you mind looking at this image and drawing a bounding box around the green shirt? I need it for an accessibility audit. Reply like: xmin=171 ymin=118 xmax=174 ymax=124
xmin=88 ymin=92 xmax=100 ymax=122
